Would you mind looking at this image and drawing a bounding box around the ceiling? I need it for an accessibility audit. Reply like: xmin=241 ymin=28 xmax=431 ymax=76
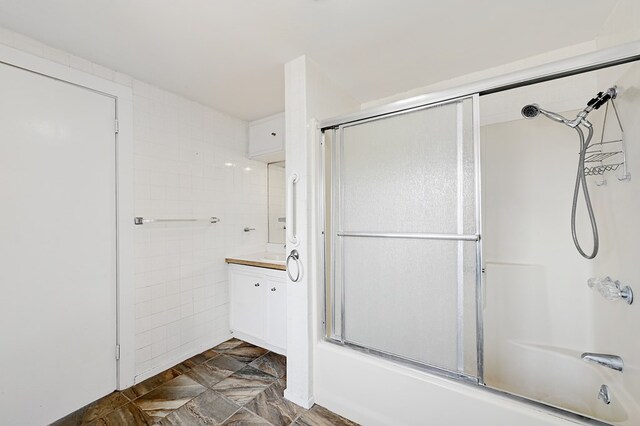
xmin=0 ymin=0 xmax=619 ymax=121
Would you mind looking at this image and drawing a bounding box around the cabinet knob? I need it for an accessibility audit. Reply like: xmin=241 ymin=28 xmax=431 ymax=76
xmin=254 ymin=283 xmax=260 ymax=287
xmin=271 ymin=287 xmax=276 ymax=291
xmin=271 ymin=132 xmax=276 ymax=136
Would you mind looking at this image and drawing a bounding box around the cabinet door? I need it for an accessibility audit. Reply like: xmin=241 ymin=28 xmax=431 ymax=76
xmin=230 ymin=270 xmax=266 ymax=340
xmin=249 ymin=115 xmax=284 ymax=158
xmin=266 ymin=278 xmax=287 ymax=350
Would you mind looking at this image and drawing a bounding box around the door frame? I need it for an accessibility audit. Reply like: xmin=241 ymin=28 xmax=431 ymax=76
xmin=0 ymin=43 xmax=135 ymax=389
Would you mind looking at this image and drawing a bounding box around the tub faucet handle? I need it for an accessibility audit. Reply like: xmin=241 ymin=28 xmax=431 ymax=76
xmin=587 ymin=277 xmax=633 ymax=305
xmin=598 ymin=384 xmax=611 ymax=405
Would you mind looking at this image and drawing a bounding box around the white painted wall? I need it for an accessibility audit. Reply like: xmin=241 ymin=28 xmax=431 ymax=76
xmin=0 ymin=26 xmax=268 ymax=384
xmin=284 ymin=55 xmax=359 ymax=408
xmin=361 ymin=41 xmax=598 ymax=111
xmin=360 ymin=0 xmax=638 ymax=112
xmin=590 ymin=61 xmax=640 ymax=410
xmin=597 ymin=0 xmax=640 ymax=50
xmin=481 ymin=107 xmax=595 ymax=349
xmin=480 ymin=109 xmax=596 ymax=393
xmin=283 ymin=56 xmax=312 ymax=408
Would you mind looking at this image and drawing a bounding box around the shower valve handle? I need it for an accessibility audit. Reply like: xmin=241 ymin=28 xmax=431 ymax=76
xmin=587 ymin=276 xmax=633 ymax=305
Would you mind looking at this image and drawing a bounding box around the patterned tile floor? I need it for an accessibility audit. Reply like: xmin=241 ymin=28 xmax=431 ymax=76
xmin=51 ymin=338 xmax=358 ymax=426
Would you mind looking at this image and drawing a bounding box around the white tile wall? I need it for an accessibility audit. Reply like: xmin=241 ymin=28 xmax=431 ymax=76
xmin=268 ymin=164 xmax=286 ymax=243
xmin=0 ymin=27 xmax=269 ymax=379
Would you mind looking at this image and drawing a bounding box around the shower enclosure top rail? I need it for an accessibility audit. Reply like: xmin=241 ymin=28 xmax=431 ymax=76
xmin=319 ymin=41 xmax=640 ymax=130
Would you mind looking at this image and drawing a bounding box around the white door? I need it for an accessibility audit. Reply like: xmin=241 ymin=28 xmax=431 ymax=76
xmin=0 ymin=62 xmax=117 ymax=425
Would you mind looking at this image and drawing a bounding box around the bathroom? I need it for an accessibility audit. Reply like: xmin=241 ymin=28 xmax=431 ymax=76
xmin=0 ymin=1 xmax=639 ymax=425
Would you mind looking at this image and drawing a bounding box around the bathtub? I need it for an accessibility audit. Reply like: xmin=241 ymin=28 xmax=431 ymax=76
xmin=485 ymin=340 xmax=638 ymax=424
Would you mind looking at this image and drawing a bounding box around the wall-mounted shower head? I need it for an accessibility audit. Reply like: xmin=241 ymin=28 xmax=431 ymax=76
xmin=521 ymin=104 xmax=540 ymax=119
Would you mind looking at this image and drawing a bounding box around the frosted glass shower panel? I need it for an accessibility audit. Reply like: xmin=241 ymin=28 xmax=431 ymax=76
xmin=340 ymin=98 xmax=476 ymax=234
xmin=342 ymin=237 xmax=478 ymax=375
xmin=326 ymin=95 xmax=481 ymax=378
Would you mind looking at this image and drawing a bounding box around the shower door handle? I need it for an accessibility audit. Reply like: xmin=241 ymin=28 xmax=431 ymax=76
xmin=286 ymin=173 xmax=299 ymax=246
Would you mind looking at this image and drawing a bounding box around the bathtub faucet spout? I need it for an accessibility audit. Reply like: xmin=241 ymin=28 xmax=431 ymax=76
xmin=581 ymin=352 xmax=624 ymax=372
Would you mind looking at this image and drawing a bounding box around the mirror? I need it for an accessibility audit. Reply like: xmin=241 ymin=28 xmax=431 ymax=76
xmin=268 ymin=161 xmax=286 ymax=244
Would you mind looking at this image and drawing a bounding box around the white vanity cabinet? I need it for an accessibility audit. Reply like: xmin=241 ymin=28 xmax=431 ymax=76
xmin=229 ymin=268 xmax=267 ymax=341
xmin=248 ymin=113 xmax=284 ymax=162
xmin=229 ymin=264 xmax=287 ymax=354
xmin=265 ymin=278 xmax=287 ymax=349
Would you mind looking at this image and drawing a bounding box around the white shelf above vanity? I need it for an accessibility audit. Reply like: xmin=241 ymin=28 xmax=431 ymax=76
xmin=248 ymin=112 xmax=284 ymax=163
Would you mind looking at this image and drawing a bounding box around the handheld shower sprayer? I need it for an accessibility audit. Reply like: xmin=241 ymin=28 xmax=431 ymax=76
xmin=521 ymin=87 xmax=617 ymax=128
xmin=521 ymin=104 xmax=568 ymax=124
xmin=520 ymin=87 xmax=618 ymax=259
xmin=521 ymin=104 xmax=540 ymax=118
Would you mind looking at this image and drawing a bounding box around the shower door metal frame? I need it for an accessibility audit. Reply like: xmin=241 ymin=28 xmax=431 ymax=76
xmin=321 ymin=94 xmax=484 ymax=384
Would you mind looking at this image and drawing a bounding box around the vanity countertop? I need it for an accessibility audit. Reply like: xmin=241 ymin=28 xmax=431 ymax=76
xmin=225 ymin=252 xmax=286 ymax=271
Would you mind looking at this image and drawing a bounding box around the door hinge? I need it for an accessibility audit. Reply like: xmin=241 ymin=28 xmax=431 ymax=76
xmin=115 ymin=344 xmax=121 ymax=360
xmin=114 ymin=119 xmax=120 ymax=134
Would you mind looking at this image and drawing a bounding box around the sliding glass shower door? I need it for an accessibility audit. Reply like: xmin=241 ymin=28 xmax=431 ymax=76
xmin=323 ymin=95 xmax=481 ymax=380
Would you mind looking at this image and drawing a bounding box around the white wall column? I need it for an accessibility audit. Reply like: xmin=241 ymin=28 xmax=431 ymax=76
xmin=283 ymin=56 xmax=313 ymax=408
xmin=283 ymin=55 xmax=359 ymax=408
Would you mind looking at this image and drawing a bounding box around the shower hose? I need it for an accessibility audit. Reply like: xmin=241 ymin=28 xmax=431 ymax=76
xmin=572 ymin=125 xmax=599 ymax=259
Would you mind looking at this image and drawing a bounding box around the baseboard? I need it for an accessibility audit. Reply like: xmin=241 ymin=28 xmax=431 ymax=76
xmin=230 ymin=330 xmax=286 ymax=356
xmin=284 ymin=389 xmax=315 ymax=409
xmin=129 ymin=333 xmax=231 ymax=385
